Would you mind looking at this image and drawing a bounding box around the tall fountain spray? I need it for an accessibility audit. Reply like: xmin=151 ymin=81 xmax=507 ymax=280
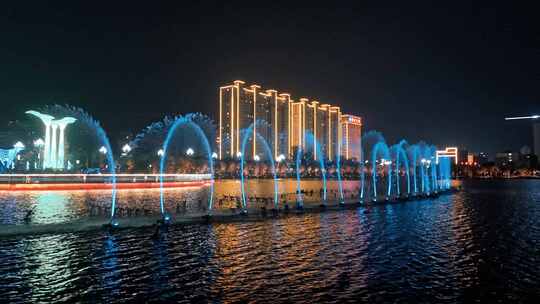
xmin=295 ymin=131 xmax=327 ymax=207
xmin=239 ymin=122 xmax=278 ymax=211
xmin=336 ymin=142 xmax=345 ymax=204
xmin=371 ymin=141 xmax=392 ymax=200
xmin=159 ymin=116 xmax=214 ymax=220
xmin=429 ymin=145 xmax=438 ymax=192
xmin=407 ymin=145 xmax=420 ymax=194
xmin=41 ymin=105 xmax=118 ymax=225
xmin=392 ymin=140 xmax=411 ymax=196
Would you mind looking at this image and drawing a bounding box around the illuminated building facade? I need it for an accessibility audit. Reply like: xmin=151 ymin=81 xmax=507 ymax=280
xmin=218 ymin=80 xmax=360 ymax=161
xmin=341 ymin=115 xmax=363 ymax=160
xmin=436 ymin=147 xmax=458 ymax=165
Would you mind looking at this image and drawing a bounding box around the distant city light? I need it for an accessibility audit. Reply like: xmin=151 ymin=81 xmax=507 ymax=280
xmin=157 ymin=149 xmax=165 ymax=157
xmin=254 ymin=155 xmax=260 ymax=162
xmin=186 ymin=148 xmax=194 ymax=156
xmin=13 ymin=142 xmax=25 ymax=149
xmin=212 ymin=152 xmax=218 ymax=159
xmin=99 ymin=146 xmax=107 ymax=154
xmin=236 ymin=152 xmax=242 ymax=158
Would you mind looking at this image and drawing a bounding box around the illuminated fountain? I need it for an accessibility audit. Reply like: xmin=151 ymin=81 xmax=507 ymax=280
xmin=239 ymin=120 xmax=279 ymax=213
xmin=295 ymin=131 xmax=327 ymax=208
xmin=407 ymin=144 xmax=420 ymax=194
xmin=39 ymin=105 xmax=118 ymax=226
xmin=159 ymin=115 xmax=214 ymax=222
xmin=335 ymin=140 xmax=345 ymax=205
xmin=421 ymin=143 xmax=434 ymax=194
xmin=438 ymin=157 xmax=452 ymax=190
xmin=391 ymin=140 xmax=411 ymax=197
xmin=371 ymin=141 xmax=391 ymax=200
xmin=428 ymin=145 xmax=438 ymax=192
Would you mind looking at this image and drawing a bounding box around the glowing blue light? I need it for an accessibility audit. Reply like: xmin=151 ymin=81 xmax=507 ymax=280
xmin=159 ymin=116 xmax=214 ymax=215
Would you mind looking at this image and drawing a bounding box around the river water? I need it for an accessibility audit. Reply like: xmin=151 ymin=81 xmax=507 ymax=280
xmin=0 ymin=179 xmax=539 ymax=303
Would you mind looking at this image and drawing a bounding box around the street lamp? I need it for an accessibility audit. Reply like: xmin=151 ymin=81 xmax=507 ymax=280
xmin=99 ymin=146 xmax=108 ymax=154
xmin=14 ymin=141 xmax=25 ymax=149
xmin=186 ymin=148 xmax=194 ymax=156
xmin=122 ymin=144 xmax=131 ymax=154
xmin=33 ymin=138 xmax=45 ymax=148
xmin=157 ymin=149 xmax=164 ymax=157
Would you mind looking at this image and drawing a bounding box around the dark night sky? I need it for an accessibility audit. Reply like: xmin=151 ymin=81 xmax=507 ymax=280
xmin=1 ymin=2 xmax=538 ymax=156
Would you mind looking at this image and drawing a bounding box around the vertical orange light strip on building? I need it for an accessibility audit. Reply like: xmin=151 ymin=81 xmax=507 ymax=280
xmin=233 ymin=85 xmax=240 ymax=157
xmin=219 ymin=87 xmax=223 ymax=159
xmin=312 ymin=101 xmax=318 ymax=160
xmin=301 ymin=101 xmax=306 ymax=149
xmin=230 ymin=87 xmax=235 ymax=157
xmin=345 ymin=122 xmax=349 ymax=160
xmin=328 ymin=108 xmax=332 ymax=160
xmin=274 ymin=93 xmax=278 ymax=158
xmin=337 ymin=108 xmax=342 ymax=161
xmin=253 ymin=88 xmax=257 ymax=159
xmin=287 ymin=99 xmax=291 ymax=156
xmin=233 ymin=81 xmax=245 ymax=157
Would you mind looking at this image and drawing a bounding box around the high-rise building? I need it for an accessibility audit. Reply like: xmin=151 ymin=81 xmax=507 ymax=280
xmin=218 ymin=80 xmax=360 ymax=161
xmin=341 ymin=115 xmax=363 ymax=160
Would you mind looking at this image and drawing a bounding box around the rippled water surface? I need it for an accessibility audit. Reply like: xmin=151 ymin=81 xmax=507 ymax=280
xmin=1 ymin=179 xmax=539 ymax=303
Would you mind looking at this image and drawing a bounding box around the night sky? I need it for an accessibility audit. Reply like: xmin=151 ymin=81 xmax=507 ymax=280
xmin=1 ymin=2 xmax=538 ymax=156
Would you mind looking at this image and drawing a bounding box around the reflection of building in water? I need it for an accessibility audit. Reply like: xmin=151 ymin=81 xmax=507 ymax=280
xmin=218 ymin=80 xmax=362 ymax=161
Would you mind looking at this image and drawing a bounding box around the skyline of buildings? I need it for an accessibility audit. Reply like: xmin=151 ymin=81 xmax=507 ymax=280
xmin=218 ymin=80 xmax=363 ymax=161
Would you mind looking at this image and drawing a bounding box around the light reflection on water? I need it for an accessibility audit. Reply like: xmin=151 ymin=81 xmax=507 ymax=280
xmin=0 ymin=180 xmax=538 ymax=302
xmin=0 ymin=180 xmax=360 ymax=225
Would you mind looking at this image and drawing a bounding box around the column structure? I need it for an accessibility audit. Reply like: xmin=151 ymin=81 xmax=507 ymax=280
xmin=50 ymin=123 xmax=58 ymax=169
xmin=26 ymin=111 xmax=76 ymax=170
xmin=25 ymin=111 xmax=55 ymax=170
xmin=55 ymin=117 xmax=77 ymax=170
xmin=43 ymin=121 xmax=52 ymax=169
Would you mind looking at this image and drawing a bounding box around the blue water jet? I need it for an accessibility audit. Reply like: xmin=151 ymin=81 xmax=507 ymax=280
xmin=371 ymin=141 xmax=392 ymax=199
xmin=420 ymin=143 xmax=433 ymax=194
xmin=361 ymin=131 xmax=386 ymax=201
xmin=391 ymin=140 xmax=411 ymax=196
xmin=44 ymin=105 xmax=118 ymax=224
xmin=295 ymin=131 xmax=327 ymax=207
xmin=336 ymin=143 xmax=345 ymax=203
xmin=159 ymin=116 xmax=214 ymax=219
xmin=239 ymin=121 xmax=278 ymax=210
xmin=407 ymin=144 xmax=421 ymax=194
xmin=428 ymin=145 xmax=438 ymax=192
xmin=359 ymin=145 xmax=366 ymax=202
